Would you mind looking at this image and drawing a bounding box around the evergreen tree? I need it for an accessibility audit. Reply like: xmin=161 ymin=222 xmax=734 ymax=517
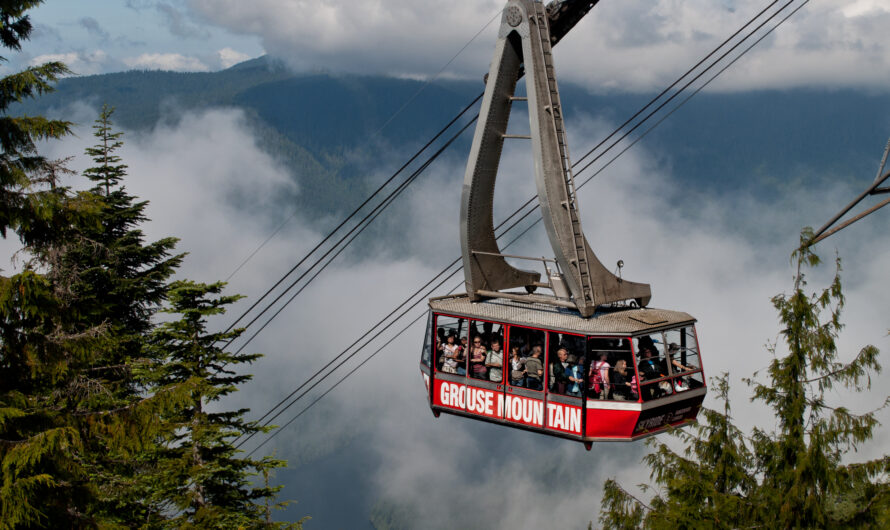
xmin=1 ymin=99 xmax=186 ymax=525
xmin=0 ymin=3 xmax=97 ymax=526
xmin=54 ymin=105 xmax=185 ymax=524
xmin=0 ymin=1 xmax=71 ymax=238
xmin=150 ymin=280 xmax=301 ymax=529
xmin=599 ymin=231 xmax=890 ymax=528
xmin=0 ymin=4 xmax=300 ymax=525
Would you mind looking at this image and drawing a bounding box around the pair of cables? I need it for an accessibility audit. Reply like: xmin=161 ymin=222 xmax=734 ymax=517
xmin=236 ymin=0 xmax=812 ymax=454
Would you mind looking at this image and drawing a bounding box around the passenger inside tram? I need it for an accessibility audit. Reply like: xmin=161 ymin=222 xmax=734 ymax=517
xmin=469 ymin=334 xmax=487 ymax=380
xmin=549 ymin=346 xmax=570 ymax=395
xmin=611 ymin=359 xmax=637 ymax=401
xmin=524 ymin=346 xmax=544 ymax=390
xmin=565 ymin=354 xmax=585 ymax=397
xmin=637 ymin=340 xmax=666 ymax=401
xmin=485 ymin=339 xmax=503 ymax=383
xmin=667 ymin=343 xmax=693 ymax=373
xmin=591 ymin=350 xmax=611 ymax=400
xmin=509 ymin=346 xmax=525 ymax=387
xmin=440 ymin=333 xmax=461 ymax=374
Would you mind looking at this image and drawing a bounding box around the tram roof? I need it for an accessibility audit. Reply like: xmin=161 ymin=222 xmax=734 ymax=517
xmin=429 ymin=294 xmax=696 ymax=335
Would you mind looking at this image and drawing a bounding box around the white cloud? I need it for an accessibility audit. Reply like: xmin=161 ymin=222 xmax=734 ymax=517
xmin=841 ymin=0 xmax=890 ymax=18
xmin=30 ymin=50 xmax=109 ymax=75
xmin=186 ymin=0 xmax=890 ymax=92
xmin=217 ymin=47 xmax=251 ymax=69
xmin=122 ymin=52 xmax=210 ymax=72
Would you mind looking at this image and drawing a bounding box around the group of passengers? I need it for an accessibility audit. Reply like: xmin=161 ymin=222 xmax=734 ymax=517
xmin=436 ymin=325 xmax=508 ymax=383
xmin=636 ymin=337 xmax=700 ymax=400
xmin=589 ymin=349 xmax=638 ymax=402
xmin=437 ymin=327 xmax=699 ymax=401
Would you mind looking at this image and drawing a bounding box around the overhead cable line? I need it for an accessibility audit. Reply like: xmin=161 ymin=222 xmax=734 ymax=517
xmin=572 ymin=0 xmax=797 ymax=175
xmin=482 ymin=0 xmax=815 ymax=267
xmin=230 ymin=117 xmax=478 ymax=356
xmin=222 ymin=92 xmax=482 ymax=338
xmin=806 ymin=136 xmax=890 ymax=247
xmin=223 ymin=10 xmax=500 ymax=283
xmin=572 ymin=0 xmax=782 ymax=169
xmin=237 ymin=0 xmax=811 ymax=451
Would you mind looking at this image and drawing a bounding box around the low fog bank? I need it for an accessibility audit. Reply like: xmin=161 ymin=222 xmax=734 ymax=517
xmin=21 ymin=103 xmax=890 ymax=528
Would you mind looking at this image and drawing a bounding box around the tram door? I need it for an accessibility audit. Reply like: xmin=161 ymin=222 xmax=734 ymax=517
xmin=544 ymin=331 xmax=586 ymax=437
xmin=503 ymin=325 xmax=547 ymax=430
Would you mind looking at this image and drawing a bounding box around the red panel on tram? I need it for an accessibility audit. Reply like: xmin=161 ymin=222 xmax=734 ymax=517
xmin=586 ymin=408 xmax=640 ymax=439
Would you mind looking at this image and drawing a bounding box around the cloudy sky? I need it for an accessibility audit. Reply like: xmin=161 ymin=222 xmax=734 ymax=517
xmin=7 ymin=0 xmax=890 ymax=92
xmin=7 ymin=0 xmax=890 ymax=527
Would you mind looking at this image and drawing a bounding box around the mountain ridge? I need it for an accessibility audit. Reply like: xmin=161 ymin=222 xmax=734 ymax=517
xmin=14 ymin=58 xmax=890 ymax=220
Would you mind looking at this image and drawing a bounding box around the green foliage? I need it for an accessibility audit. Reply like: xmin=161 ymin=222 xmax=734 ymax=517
xmin=600 ymin=232 xmax=890 ymax=528
xmin=149 ymin=280 xmax=303 ymax=529
xmin=0 ymin=1 xmax=71 ymax=239
xmin=0 ymin=4 xmax=302 ymax=524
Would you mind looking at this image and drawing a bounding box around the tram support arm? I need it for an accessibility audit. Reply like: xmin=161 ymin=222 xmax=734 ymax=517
xmin=808 ymin=169 xmax=890 ymax=246
xmin=546 ymin=0 xmax=601 ymax=46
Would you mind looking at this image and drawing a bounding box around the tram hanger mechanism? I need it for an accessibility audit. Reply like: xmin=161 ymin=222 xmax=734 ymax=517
xmin=460 ymin=0 xmax=650 ymax=317
xmin=419 ymin=0 xmax=707 ymax=447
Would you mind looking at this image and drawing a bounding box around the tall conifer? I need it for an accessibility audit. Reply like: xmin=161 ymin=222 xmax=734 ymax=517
xmin=1 ymin=102 xmax=183 ymax=525
xmin=0 ymin=3 xmax=96 ymax=526
xmin=599 ymin=232 xmax=890 ymax=528
xmin=150 ymin=280 xmax=301 ymax=529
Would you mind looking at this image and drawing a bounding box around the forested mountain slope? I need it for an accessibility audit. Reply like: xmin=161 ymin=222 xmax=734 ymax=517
xmin=18 ymin=56 xmax=890 ymax=219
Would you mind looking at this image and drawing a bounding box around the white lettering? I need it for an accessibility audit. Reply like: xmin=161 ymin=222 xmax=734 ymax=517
xmin=510 ymin=396 xmax=522 ymax=420
xmin=440 ymin=381 xmax=450 ymax=406
xmin=465 ymin=387 xmax=479 ymax=413
xmin=484 ymin=392 xmax=494 ymax=416
xmin=544 ymin=402 xmax=581 ymax=432
xmin=549 ymin=403 xmax=565 ymax=429
xmin=567 ymin=408 xmax=581 ymax=433
xmin=528 ymin=401 xmax=543 ymax=426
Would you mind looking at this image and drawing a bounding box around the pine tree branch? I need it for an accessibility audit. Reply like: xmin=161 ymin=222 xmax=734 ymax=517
xmin=612 ymin=481 xmax=654 ymax=512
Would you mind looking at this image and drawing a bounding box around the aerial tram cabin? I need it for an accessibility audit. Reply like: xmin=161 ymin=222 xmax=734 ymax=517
xmin=420 ymin=296 xmax=705 ymax=447
xmin=418 ymin=0 xmax=706 ymax=448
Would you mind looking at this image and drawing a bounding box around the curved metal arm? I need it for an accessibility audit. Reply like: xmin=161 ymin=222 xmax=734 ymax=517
xmin=461 ymin=0 xmax=651 ymax=317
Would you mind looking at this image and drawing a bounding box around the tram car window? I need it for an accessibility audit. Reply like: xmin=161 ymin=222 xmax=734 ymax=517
xmin=506 ymin=325 xmax=545 ymax=390
xmin=547 ymin=331 xmax=587 ymax=398
xmin=436 ymin=315 xmax=468 ymax=376
xmin=468 ymin=320 xmax=504 ymax=382
xmin=421 ymin=312 xmax=433 ymax=368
